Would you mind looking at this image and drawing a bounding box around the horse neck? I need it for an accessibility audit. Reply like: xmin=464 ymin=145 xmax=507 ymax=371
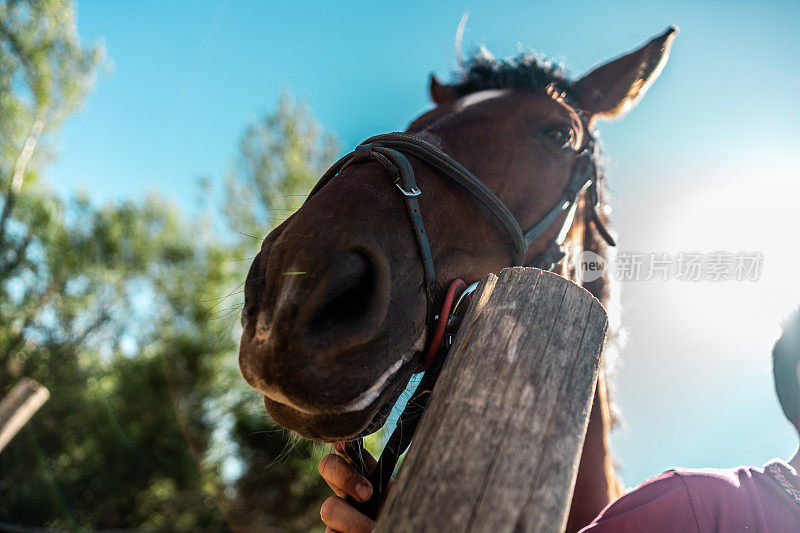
xmin=559 ymin=197 xmax=623 ymax=532
xmin=565 ymin=370 xmax=622 ymax=531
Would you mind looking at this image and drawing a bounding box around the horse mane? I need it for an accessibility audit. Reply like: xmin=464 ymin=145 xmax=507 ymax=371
xmin=445 ymin=48 xmax=583 ymax=109
xmin=580 ymin=157 xmax=621 ymax=382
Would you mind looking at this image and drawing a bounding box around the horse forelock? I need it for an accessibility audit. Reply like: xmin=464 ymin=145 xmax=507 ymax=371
xmin=447 ymin=49 xmax=591 ymax=115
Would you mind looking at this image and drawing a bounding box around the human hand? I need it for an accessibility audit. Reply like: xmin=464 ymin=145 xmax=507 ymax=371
xmin=318 ymin=449 xmax=383 ymax=533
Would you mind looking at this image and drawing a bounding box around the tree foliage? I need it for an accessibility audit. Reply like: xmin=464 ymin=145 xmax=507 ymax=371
xmin=0 ymin=1 xmax=338 ymax=530
xmin=223 ymin=92 xmax=338 ymax=238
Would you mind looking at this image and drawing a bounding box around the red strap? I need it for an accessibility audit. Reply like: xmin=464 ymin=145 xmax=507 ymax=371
xmin=421 ymin=278 xmax=467 ymax=370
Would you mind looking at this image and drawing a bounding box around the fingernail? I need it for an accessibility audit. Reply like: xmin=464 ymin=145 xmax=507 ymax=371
xmin=356 ymin=483 xmax=372 ymax=501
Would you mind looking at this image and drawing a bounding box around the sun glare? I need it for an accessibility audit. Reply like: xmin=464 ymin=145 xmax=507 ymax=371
xmin=641 ymin=155 xmax=800 ymax=351
xmin=610 ymin=155 xmax=800 ymax=485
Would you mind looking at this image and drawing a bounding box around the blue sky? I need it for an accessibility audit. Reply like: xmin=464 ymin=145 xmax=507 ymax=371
xmin=58 ymin=1 xmax=800 ymax=488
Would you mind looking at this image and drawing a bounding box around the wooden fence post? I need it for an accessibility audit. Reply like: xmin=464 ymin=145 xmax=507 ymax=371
xmin=376 ymin=267 xmax=607 ymax=533
xmin=0 ymin=378 xmax=50 ymax=454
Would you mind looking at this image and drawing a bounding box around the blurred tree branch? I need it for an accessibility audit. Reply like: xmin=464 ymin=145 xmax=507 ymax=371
xmin=0 ymin=115 xmax=44 ymax=243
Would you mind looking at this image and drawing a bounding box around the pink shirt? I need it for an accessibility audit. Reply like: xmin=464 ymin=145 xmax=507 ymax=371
xmin=580 ymin=460 xmax=800 ymax=532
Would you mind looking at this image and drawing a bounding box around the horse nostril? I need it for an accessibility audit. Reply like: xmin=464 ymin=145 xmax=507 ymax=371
xmin=304 ymin=249 xmax=385 ymax=346
xmin=243 ymin=250 xmax=265 ymax=324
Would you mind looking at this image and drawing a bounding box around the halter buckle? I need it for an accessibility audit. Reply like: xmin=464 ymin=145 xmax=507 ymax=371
xmin=395 ymin=182 xmax=421 ymax=197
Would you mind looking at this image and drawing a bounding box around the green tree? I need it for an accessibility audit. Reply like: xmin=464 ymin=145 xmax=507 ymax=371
xmin=0 ymin=1 xmax=227 ymax=529
xmin=0 ymin=1 xmax=343 ymax=530
xmin=223 ymin=92 xmax=338 ymax=239
xmin=0 ymin=0 xmax=103 ymax=251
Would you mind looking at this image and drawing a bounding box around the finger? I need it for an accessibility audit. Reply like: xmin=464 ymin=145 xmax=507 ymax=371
xmin=334 ymin=443 xmax=378 ymax=475
xmin=319 ymin=453 xmax=373 ymax=502
xmin=338 ymin=447 xmax=395 ymax=495
xmin=320 ymin=495 xmax=376 ymax=533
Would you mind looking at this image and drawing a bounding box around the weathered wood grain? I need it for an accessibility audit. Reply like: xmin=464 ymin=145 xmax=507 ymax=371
xmin=376 ymin=267 xmax=607 ymax=533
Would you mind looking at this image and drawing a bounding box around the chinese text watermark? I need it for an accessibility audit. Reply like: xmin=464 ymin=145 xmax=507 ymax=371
xmin=579 ymin=251 xmax=763 ymax=282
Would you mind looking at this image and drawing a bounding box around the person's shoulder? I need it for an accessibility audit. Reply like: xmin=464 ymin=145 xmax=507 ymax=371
xmin=627 ymin=468 xmax=695 ymax=495
xmin=582 ymin=463 xmax=800 ymax=532
xmin=614 ymin=467 xmax=732 ymax=502
xmin=667 ymin=465 xmax=749 ymax=488
xmin=579 ymin=466 xmax=766 ymax=533
xmin=650 ymin=465 xmax=791 ymax=529
xmin=579 ymin=469 xmax=701 ymax=532
xmin=666 ymin=464 xmax=769 ymax=498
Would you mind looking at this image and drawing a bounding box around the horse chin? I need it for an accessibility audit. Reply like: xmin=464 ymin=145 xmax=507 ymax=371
xmin=262 ymin=352 xmax=419 ymax=443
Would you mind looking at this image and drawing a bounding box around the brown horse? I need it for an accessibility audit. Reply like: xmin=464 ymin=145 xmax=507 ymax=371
xmin=239 ymin=27 xmax=676 ymax=531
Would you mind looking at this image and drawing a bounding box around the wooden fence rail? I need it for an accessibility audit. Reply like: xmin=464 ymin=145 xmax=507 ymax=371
xmin=377 ymin=267 xmax=607 ymax=533
xmin=0 ymin=378 xmax=50 ymax=454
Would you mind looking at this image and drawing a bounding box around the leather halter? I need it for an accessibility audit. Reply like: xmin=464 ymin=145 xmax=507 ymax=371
xmin=313 ymin=131 xmax=615 ymax=519
xmin=307 ymin=131 xmax=615 ymax=313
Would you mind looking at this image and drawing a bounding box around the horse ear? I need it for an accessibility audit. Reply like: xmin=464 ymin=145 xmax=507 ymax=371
xmin=572 ymin=26 xmax=678 ymax=119
xmin=429 ymin=74 xmax=459 ymax=105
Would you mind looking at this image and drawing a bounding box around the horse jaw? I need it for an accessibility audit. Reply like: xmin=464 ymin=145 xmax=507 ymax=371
xmin=244 ymin=328 xmax=426 ymax=417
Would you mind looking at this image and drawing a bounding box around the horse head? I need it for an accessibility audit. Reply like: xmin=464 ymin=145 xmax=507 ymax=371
xmin=239 ymin=27 xmax=676 ymax=443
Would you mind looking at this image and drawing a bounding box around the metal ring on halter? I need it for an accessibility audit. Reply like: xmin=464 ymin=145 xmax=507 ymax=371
xmin=452 ymin=281 xmax=479 ymax=314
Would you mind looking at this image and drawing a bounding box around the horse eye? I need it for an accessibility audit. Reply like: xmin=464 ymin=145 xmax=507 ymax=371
xmin=543 ymin=127 xmax=575 ymax=150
